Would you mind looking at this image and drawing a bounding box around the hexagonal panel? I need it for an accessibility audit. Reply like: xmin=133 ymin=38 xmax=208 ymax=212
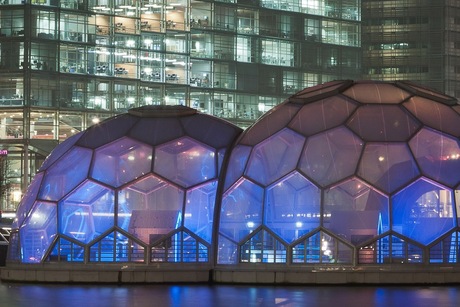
xmin=219 ymin=178 xmax=264 ymax=243
xmin=265 ymin=171 xmax=321 ymax=243
xmin=13 ymin=172 xmax=44 ymax=229
xmin=323 ymin=178 xmax=389 ymax=245
xmin=409 ymin=128 xmax=460 ymax=187
xmin=347 ymin=105 xmax=420 ymax=141
xmin=289 ymin=95 xmax=357 ymax=136
xmin=91 ymin=137 xmax=153 ymax=187
xmin=38 ymin=146 xmax=92 ymax=201
xmin=358 ymin=143 xmax=419 ymax=194
xmin=342 ymin=82 xmax=411 ymax=104
xmin=59 ymin=180 xmax=114 ymax=243
xmin=118 ymin=175 xmax=184 ymax=244
xmin=185 ymin=180 xmax=218 ymax=243
xmin=39 ymin=132 xmax=83 ymax=171
xmin=223 ymin=145 xmax=252 ymax=192
xmin=129 ymin=117 xmax=185 ymax=146
xmin=154 ymin=136 xmax=216 ymax=188
xmin=246 ymin=128 xmax=305 ymax=186
xmin=392 ymin=178 xmax=454 ymax=245
xmin=299 ymin=126 xmax=363 ymax=187
xmin=404 ymin=96 xmax=460 ymax=137
xmin=19 ymin=201 xmax=57 ymax=263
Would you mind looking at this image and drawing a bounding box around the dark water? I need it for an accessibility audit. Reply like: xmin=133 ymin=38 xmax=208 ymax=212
xmin=1 ymin=281 xmax=459 ymax=307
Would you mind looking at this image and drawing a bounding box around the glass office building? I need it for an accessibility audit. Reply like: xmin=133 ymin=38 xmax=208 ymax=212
xmin=3 ymin=81 xmax=460 ymax=284
xmin=361 ymin=0 xmax=460 ymax=98
xmin=0 ymin=0 xmax=361 ymax=212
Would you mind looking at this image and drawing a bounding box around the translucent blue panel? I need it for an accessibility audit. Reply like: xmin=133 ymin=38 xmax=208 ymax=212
xmin=185 ymin=181 xmax=217 ymax=243
xmin=343 ymin=82 xmax=411 ymax=104
xmin=13 ymin=172 xmax=44 ymax=229
xmin=241 ymin=230 xmax=286 ymax=263
xmin=358 ymin=143 xmax=419 ymax=194
xmin=223 ymin=145 xmax=251 ymax=192
xmin=430 ymin=232 xmax=459 ymax=264
xmin=219 ymin=178 xmax=264 ymax=242
xmin=299 ymin=127 xmax=362 ymax=187
xmin=59 ymin=180 xmax=114 ymax=242
xmin=246 ymin=128 xmax=305 ymax=186
xmin=130 ymin=117 xmax=185 ymax=146
xmin=292 ymin=231 xmax=352 ymax=264
xmin=154 ymin=137 xmax=216 ymax=187
xmin=217 ymin=148 xmax=225 ymax=175
xmin=89 ymin=232 xmax=116 ymax=262
xmin=289 ymin=96 xmax=357 ymax=136
xmin=19 ymin=201 xmax=57 ymax=263
xmin=39 ymin=132 xmax=83 ymax=171
xmin=181 ymin=113 xmax=242 ymax=149
xmin=217 ymin=235 xmax=238 ymax=264
xmin=456 ymin=189 xmax=460 ymax=226
xmin=360 ymin=235 xmax=423 ymax=264
xmin=39 ymin=146 xmax=92 ymax=201
xmin=118 ymin=175 xmax=184 ymax=240
xmin=180 ymin=232 xmax=209 ymax=263
xmin=324 ymin=178 xmax=389 ymax=245
xmin=265 ymin=172 xmax=320 ymax=243
xmin=409 ymin=128 xmax=460 ymax=187
xmin=77 ymin=114 xmax=139 ymax=148
xmin=239 ymin=103 xmax=302 ymax=146
xmin=392 ymin=179 xmax=455 ymax=245
xmin=347 ymin=105 xmax=420 ymax=141
xmin=92 ymin=137 xmax=153 ymax=187
xmin=404 ymin=96 xmax=460 ymax=137
xmin=49 ymin=238 xmax=85 ymax=262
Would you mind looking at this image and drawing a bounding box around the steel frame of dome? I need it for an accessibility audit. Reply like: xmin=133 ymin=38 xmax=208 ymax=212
xmin=2 ymin=81 xmax=460 ymax=284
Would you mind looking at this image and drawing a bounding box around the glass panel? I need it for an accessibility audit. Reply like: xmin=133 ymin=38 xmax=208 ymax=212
xmin=220 ymin=178 xmax=264 ymax=242
xmin=181 ymin=113 xmax=241 ymax=149
xmin=130 ymin=117 xmax=184 ymax=146
xmin=240 ymin=230 xmax=287 ymax=263
xmin=289 ymin=95 xmax=357 ymax=136
xmin=324 ymin=178 xmax=389 ymax=245
xmin=77 ymin=114 xmax=137 ymax=148
xmin=12 ymin=172 xmax=44 ymax=229
xmin=430 ymin=232 xmax=459 ymax=264
xmin=265 ymin=171 xmax=320 ymax=243
xmin=348 ymin=105 xmax=421 ymax=142
xmin=343 ymin=83 xmax=411 ymax=104
xmin=404 ymin=96 xmax=460 ymax=137
xmin=223 ymin=145 xmax=251 ymax=192
xmin=59 ymin=180 xmax=114 ymax=243
xmin=217 ymin=235 xmax=238 ymax=264
xmin=20 ymin=201 xmax=57 ymax=263
xmin=154 ymin=136 xmax=216 ymax=187
xmin=358 ymin=143 xmax=419 ymax=194
xmin=89 ymin=233 xmax=115 ymax=262
xmin=39 ymin=147 xmax=92 ymax=201
xmin=48 ymin=238 xmax=85 ymax=262
xmin=300 ymin=126 xmax=363 ymax=187
xmin=409 ymin=128 xmax=460 ymax=187
xmin=246 ymin=128 xmax=305 ymax=186
xmin=185 ymin=181 xmax=217 ymax=243
xmin=92 ymin=137 xmax=153 ymax=187
xmin=392 ymin=178 xmax=454 ymax=245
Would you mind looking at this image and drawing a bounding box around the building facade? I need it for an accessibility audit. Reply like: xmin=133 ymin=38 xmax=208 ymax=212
xmin=0 ymin=0 xmax=361 ymax=211
xmin=361 ymin=0 xmax=460 ymax=98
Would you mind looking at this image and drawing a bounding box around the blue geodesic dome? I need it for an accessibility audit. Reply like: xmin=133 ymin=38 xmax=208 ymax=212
xmin=8 ymin=105 xmax=242 ymax=264
xmin=217 ymin=80 xmax=460 ymax=265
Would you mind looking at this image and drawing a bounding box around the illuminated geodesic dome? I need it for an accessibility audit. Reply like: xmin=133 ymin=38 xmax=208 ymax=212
xmin=7 ymin=105 xmax=242 ymax=264
xmin=217 ymin=80 xmax=460 ymax=266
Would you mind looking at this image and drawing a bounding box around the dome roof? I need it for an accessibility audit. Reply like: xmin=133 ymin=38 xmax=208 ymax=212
xmin=9 ymin=105 xmax=242 ymax=264
xmin=217 ymin=80 xmax=460 ymax=265
xmin=6 ymin=81 xmax=460 ymax=276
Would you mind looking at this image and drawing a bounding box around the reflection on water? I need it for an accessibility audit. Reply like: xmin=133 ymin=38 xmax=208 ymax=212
xmin=1 ymin=281 xmax=459 ymax=307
